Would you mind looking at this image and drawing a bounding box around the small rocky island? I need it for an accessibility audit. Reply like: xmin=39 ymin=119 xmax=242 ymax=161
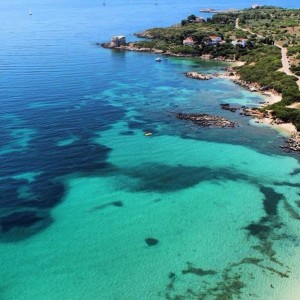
xmin=176 ymin=113 xmax=237 ymax=128
xmin=184 ymin=72 xmax=213 ymax=80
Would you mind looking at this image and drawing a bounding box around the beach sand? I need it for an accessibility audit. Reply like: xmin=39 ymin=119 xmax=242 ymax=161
xmin=219 ymin=72 xmax=298 ymax=136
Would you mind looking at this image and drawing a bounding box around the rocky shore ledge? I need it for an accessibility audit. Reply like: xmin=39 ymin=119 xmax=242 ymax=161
xmin=184 ymin=72 xmax=213 ymax=80
xmin=219 ymin=103 xmax=300 ymax=152
xmin=134 ymin=30 xmax=155 ymax=39
xmin=176 ymin=113 xmax=237 ymax=128
xmin=281 ymin=133 xmax=300 ymax=152
xmin=101 ymin=42 xmax=163 ymax=53
xmin=100 ymin=43 xmax=235 ymax=59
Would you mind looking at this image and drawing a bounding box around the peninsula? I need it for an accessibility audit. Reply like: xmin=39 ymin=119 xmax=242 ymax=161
xmin=102 ymin=6 xmax=300 ymax=148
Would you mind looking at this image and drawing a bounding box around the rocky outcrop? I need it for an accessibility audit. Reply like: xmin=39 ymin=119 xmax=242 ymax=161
xmin=176 ymin=113 xmax=237 ymax=128
xmin=242 ymin=107 xmax=267 ymax=118
xmin=232 ymin=78 xmax=267 ymax=93
xmin=281 ymin=133 xmax=300 ymax=152
xmin=134 ymin=30 xmax=155 ymax=39
xmin=184 ymin=72 xmax=213 ymax=80
xmin=220 ymin=104 xmax=266 ymax=116
xmin=220 ymin=103 xmax=239 ymax=112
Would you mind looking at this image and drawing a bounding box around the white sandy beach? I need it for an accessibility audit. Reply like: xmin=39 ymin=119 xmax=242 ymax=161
xmin=219 ymin=72 xmax=298 ymax=136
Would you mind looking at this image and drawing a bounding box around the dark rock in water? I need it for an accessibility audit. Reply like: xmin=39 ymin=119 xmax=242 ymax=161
xmin=290 ymin=168 xmax=300 ymax=176
xmin=93 ymin=200 xmax=123 ymax=211
xmin=281 ymin=134 xmax=300 ymax=152
xmin=176 ymin=112 xmax=237 ymax=128
xmin=244 ymin=223 xmax=270 ymax=239
xmin=220 ymin=103 xmax=239 ymax=112
xmin=153 ymin=198 xmax=162 ymax=203
xmin=145 ymin=237 xmax=159 ymax=246
xmin=260 ymin=186 xmax=283 ymax=216
xmin=182 ymin=262 xmax=217 ymax=276
xmin=112 ymin=201 xmax=123 ymax=207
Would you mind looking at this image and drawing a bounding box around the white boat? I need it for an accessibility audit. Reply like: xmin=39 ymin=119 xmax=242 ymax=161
xmin=29 ymin=9 xmax=32 ymax=15
xmin=155 ymin=58 xmax=162 ymax=62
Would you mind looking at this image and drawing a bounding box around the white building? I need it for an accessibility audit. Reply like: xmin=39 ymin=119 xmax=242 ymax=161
xmin=110 ymin=36 xmax=126 ymax=47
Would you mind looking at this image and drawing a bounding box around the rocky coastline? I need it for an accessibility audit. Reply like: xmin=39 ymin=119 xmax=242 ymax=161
xmin=101 ymin=42 xmax=163 ymax=53
xmin=218 ymin=70 xmax=300 ymax=152
xmin=176 ymin=113 xmax=237 ymax=128
xmin=219 ymin=103 xmax=300 ymax=152
xmin=101 ymin=42 xmax=300 ymax=152
xmin=134 ymin=30 xmax=156 ymax=39
xmin=281 ymin=133 xmax=300 ymax=152
xmin=100 ymin=42 xmax=237 ymax=60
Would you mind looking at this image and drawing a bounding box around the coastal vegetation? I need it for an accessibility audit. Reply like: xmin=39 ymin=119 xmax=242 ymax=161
xmin=133 ymin=18 xmax=248 ymax=59
xmin=131 ymin=6 xmax=300 ymax=131
xmin=238 ymin=45 xmax=300 ymax=129
xmin=216 ymin=7 xmax=300 ymax=70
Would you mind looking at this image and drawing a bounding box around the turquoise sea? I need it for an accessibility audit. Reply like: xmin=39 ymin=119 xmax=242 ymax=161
xmin=1 ymin=0 xmax=300 ymax=299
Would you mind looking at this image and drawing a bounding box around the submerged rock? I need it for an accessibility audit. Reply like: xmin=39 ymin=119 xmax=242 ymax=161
xmin=145 ymin=237 xmax=159 ymax=246
xmin=182 ymin=262 xmax=217 ymax=276
xmin=112 ymin=201 xmax=123 ymax=207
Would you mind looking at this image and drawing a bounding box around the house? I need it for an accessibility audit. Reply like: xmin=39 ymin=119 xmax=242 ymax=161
xmin=183 ymin=37 xmax=195 ymax=46
xmin=110 ymin=36 xmax=126 ymax=47
xmin=232 ymin=38 xmax=248 ymax=47
xmin=209 ymin=35 xmax=222 ymax=45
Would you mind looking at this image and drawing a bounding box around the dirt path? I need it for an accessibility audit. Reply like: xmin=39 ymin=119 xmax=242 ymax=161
xmin=235 ymin=18 xmax=300 ymax=91
xmin=275 ymin=43 xmax=300 ymax=88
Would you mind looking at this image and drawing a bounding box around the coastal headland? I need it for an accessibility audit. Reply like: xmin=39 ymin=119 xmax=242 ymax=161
xmin=101 ymin=6 xmax=300 ymax=151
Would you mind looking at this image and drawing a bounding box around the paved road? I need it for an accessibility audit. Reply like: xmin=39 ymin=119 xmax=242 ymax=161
xmin=235 ymin=18 xmax=300 ymax=90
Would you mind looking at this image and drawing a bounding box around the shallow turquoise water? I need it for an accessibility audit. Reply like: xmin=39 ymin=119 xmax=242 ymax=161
xmin=1 ymin=0 xmax=300 ymax=299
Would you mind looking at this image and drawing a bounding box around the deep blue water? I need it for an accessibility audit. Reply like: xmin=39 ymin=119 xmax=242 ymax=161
xmin=1 ymin=1 xmax=300 ymax=299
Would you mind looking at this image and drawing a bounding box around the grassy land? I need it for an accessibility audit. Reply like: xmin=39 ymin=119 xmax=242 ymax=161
xmin=218 ymin=7 xmax=300 ymax=69
xmin=225 ymin=7 xmax=300 ymax=130
xmin=237 ymin=45 xmax=300 ymax=129
xmin=131 ymin=6 xmax=300 ymax=130
xmin=133 ymin=20 xmax=252 ymax=59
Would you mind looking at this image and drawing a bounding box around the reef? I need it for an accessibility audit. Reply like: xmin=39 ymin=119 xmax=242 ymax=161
xmin=182 ymin=263 xmax=217 ymax=277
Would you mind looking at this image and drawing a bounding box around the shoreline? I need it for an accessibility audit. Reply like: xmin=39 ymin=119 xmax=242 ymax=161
xmin=218 ymin=71 xmax=298 ymax=136
xmin=100 ymin=42 xmax=239 ymax=63
xmin=101 ymin=43 xmax=300 ymax=148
